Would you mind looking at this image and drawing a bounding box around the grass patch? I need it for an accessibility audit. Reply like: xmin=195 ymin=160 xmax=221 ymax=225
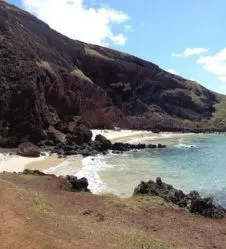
xmin=19 ymin=174 xmax=38 ymax=180
xmin=208 ymin=95 xmax=226 ymax=128
xmin=102 ymin=194 xmax=174 ymax=211
xmin=109 ymin=229 xmax=171 ymax=249
xmin=85 ymin=46 xmax=113 ymax=61
xmin=34 ymin=198 xmax=48 ymax=211
xmin=70 ymin=68 xmax=92 ymax=82
xmin=36 ymin=60 xmax=54 ymax=74
xmin=130 ymin=235 xmax=169 ymax=249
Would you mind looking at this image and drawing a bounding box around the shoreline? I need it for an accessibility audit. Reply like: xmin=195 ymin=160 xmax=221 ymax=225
xmin=0 ymin=130 xmax=175 ymax=174
xmin=0 ymin=130 xmax=194 ymax=182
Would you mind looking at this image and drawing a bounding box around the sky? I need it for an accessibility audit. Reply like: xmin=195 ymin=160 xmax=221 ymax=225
xmin=6 ymin=0 xmax=226 ymax=94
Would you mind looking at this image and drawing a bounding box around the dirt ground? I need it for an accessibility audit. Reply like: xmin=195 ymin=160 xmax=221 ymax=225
xmin=0 ymin=173 xmax=226 ymax=249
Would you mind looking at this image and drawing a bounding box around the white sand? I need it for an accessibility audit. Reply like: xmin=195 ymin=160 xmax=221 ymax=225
xmin=0 ymin=152 xmax=66 ymax=173
xmin=0 ymin=153 xmax=45 ymax=173
xmin=92 ymin=129 xmax=154 ymax=142
xmin=91 ymin=129 xmax=189 ymax=143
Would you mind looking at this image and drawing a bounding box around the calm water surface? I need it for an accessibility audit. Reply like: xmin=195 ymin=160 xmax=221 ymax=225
xmin=93 ymin=134 xmax=226 ymax=206
xmin=46 ymin=134 xmax=226 ymax=207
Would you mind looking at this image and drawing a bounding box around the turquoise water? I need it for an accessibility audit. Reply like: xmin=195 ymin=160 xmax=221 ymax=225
xmin=96 ymin=134 xmax=226 ymax=207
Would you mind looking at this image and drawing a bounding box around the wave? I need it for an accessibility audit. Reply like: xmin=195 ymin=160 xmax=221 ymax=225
xmin=76 ymin=155 xmax=114 ymax=194
xmin=175 ymin=143 xmax=197 ymax=148
xmin=44 ymin=160 xmax=70 ymax=176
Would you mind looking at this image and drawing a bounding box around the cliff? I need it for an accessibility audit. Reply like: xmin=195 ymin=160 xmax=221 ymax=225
xmin=0 ymin=1 xmax=226 ymax=145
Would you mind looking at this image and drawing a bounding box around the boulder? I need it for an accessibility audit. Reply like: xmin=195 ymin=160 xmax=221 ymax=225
xmin=190 ymin=197 xmax=226 ymax=219
xmin=148 ymin=144 xmax=157 ymax=148
xmin=18 ymin=142 xmax=41 ymax=157
xmin=66 ymin=175 xmax=90 ymax=192
xmin=47 ymin=126 xmax=66 ymax=144
xmin=67 ymin=125 xmax=92 ymax=145
xmin=75 ymin=125 xmax=92 ymax=144
xmin=95 ymin=134 xmax=112 ymax=150
xmin=111 ymin=142 xmax=128 ymax=151
xmin=158 ymin=144 xmax=167 ymax=148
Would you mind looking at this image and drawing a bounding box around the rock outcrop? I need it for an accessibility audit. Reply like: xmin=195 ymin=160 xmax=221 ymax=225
xmin=22 ymin=169 xmax=91 ymax=193
xmin=66 ymin=175 xmax=90 ymax=193
xmin=0 ymin=1 xmax=226 ymax=147
xmin=51 ymin=134 xmax=167 ymax=157
xmin=94 ymin=134 xmax=112 ymax=150
xmin=18 ymin=142 xmax=41 ymax=157
xmin=134 ymin=177 xmax=226 ymax=219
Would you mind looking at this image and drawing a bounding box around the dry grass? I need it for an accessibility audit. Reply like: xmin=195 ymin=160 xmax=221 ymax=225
xmin=36 ymin=60 xmax=54 ymax=73
xmin=85 ymin=46 xmax=113 ymax=61
xmin=70 ymin=68 xmax=92 ymax=83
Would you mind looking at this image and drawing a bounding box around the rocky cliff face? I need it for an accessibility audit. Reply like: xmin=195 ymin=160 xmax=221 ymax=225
xmin=0 ymin=1 xmax=225 ymax=146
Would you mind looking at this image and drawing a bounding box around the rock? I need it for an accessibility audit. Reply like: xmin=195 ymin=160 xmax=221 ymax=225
xmin=111 ymin=143 xmax=127 ymax=151
xmin=95 ymin=134 xmax=112 ymax=150
xmin=67 ymin=125 xmax=92 ymax=145
xmin=134 ymin=181 xmax=149 ymax=195
xmin=82 ymin=210 xmax=92 ymax=216
xmin=136 ymin=144 xmax=146 ymax=149
xmin=111 ymin=142 xmax=146 ymax=152
xmin=156 ymin=177 xmax=162 ymax=186
xmin=158 ymin=144 xmax=167 ymax=148
xmin=148 ymin=144 xmax=157 ymax=148
xmin=187 ymin=190 xmax=201 ymax=201
xmin=133 ymin=178 xmax=226 ymax=219
xmin=47 ymin=126 xmax=66 ymax=144
xmin=0 ymin=136 xmax=18 ymax=148
xmin=190 ymin=197 xmax=226 ymax=219
xmin=0 ymin=136 xmax=8 ymax=147
xmin=75 ymin=125 xmax=92 ymax=144
xmin=66 ymin=175 xmax=90 ymax=192
xmin=18 ymin=142 xmax=41 ymax=157
xmin=152 ymin=128 xmax=160 ymax=133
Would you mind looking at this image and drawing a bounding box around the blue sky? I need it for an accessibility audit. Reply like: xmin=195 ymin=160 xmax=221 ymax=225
xmin=7 ymin=0 xmax=226 ymax=94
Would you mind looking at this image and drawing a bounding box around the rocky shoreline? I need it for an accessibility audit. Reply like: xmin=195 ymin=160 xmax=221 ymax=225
xmin=11 ymin=128 xmax=226 ymax=220
xmin=5 ymin=126 xmax=226 ymax=220
xmin=21 ymin=169 xmax=226 ymax=219
xmin=134 ymin=178 xmax=226 ymax=219
xmin=16 ymin=126 xmax=167 ymax=158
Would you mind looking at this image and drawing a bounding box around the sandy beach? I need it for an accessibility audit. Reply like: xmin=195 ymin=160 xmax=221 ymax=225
xmin=0 ymin=153 xmax=65 ymax=173
xmin=92 ymin=129 xmax=189 ymax=143
xmin=0 ymin=130 xmax=188 ymax=174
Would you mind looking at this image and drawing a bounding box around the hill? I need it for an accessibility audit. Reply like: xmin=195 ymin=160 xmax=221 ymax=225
xmin=0 ymin=1 xmax=226 ymax=145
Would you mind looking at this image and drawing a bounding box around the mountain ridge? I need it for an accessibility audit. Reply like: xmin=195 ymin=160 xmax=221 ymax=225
xmin=0 ymin=0 xmax=226 ymax=146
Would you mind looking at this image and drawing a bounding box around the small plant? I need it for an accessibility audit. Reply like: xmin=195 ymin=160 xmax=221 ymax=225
xmin=36 ymin=60 xmax=53 ymax=73
xmin=35 ymin=198 xmax=47 ymax=211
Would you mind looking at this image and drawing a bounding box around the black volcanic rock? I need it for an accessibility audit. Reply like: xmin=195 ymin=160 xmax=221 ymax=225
xmin=95 ymin=134 xmax=112 ymax=150
xmin=66 ymin=175 xmax=90 ymax=192
xmin=134 ymin=178 xmax=226 ymax=219
xmin=18 ymin=142 xmax=41 ymax=157
xmin=0 ymin=1 xmax=225 ymax=146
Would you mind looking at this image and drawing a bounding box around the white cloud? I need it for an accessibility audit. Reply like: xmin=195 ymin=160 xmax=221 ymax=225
xmin=124 ymin=24 xmax=133 ymax=32
xmin=197 ymin=48 xmax=226 ymax=83
xmin=165 ymin=68 xmax=178 ymax=75
xmin=22 ymin=0 xmax=130 ymax=46
xmin=110 ymin=34 xmax=127 ymax=45
xmin=172 ymin=48 xmax=209 ymax=57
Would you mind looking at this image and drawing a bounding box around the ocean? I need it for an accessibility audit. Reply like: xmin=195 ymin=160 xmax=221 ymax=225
xmin=46 ymin=134 xmax=226 ymax=207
